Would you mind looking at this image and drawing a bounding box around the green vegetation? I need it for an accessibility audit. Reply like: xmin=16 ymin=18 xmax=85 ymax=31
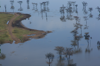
xmin=0 ymin=13 xmax=14 ymax=30
xmin=0 ymin=13 xmax=14 ymax=42
xmin=13 ymin=14 xmax=23 ymax=24
xmin=0 ymin=13 xmax=37 ymax=43
xmin=12 ymin=27 xmax=36 ymax=41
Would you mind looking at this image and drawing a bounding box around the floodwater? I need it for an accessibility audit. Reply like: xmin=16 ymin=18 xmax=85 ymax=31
xmin=0 ymin=0 xmax=100 ymax=66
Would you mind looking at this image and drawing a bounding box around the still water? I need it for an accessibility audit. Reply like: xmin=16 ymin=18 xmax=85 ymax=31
xmin=0 ymin=0 xmax=100 ymax=66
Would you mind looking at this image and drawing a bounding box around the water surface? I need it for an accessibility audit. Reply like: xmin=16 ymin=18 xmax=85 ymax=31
xmin=0 ymin=0 xmax=100 ymax=66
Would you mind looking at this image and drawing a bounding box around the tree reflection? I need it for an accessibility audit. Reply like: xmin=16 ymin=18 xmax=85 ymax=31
xmin=10 ymin=0 xmax=15 ymax=14
xmin=83 ymin=16 xmax=89 ymax=29
xmin=82 ymin=2 xmax=88 ymax=14
xmin=64 ymin=48 xmax=73 ymax=60
xmin=54 ymin=46 xmax=64 ymax=60
xmin=32 ymin=3 xmax=38 ymax=11
xmin=88 ymin=8 xmax=93 ymax=18
xmin=96 ymin=6 xmax=100 ymax=20
xmin=63 ymin=48 xmax=76 ymax=66
xmin=66 ymin=3 xmax=74 ymax=20
xmin=18 ymin=1 xmax=23 ymax=11
xmin=27 ymin=0 xmax=30 ymax=9
xmin=0 ymin=44 xmax=6 ymax=60
xmin=54 ymin=46 xmax=77 ymax=66
xmin=84 ymin=32 xmax=92 ymax=53
xmin=75 ymin=4 xmax=78 ymax=15
xmin=97 ymin=41 xmax=100 ymax=50
xmin=56 ymin=58 xmax=65 ymax=66
xmin=71 ymin=21 xmax=83 ymax=54
xmin=71 ymin=1 xmax=76 ymax=12
xmin=4 ymin=5 xmax=7 ymax=12
xmin=40 ymin=1 xmax=49 ymax=21
xmin=59 ymin=1 xmax=79 ymax=22
xmin=0 ymin=64 xmax=2 ymax=66
xmin=66 ymin=1 xmax=78 ymax=20
xmin=45 ymin=53 xmax=54 ymax=66
xmin=60 ymin=5 xmax=66 ymax=22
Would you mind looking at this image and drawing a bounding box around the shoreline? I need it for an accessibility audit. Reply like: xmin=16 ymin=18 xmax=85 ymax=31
xmin=0 ymin=12 xmax=51 ymax=44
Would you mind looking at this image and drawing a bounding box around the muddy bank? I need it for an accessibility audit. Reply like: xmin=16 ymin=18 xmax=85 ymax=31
xmin=0 ymin=12 xmax=52 ymax=44
xmin=12 ymin=12 xmax=51 ymax=32
xmin=12 ymin=13 xmax=52 ymax=44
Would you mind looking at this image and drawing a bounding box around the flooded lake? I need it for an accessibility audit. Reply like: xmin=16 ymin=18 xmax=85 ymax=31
xmin=0 ymin=0 xmax=100 ymax=66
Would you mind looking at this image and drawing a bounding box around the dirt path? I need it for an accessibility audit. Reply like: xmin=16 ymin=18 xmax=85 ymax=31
xmin=8 ymin=13 xmax=20 ymax=44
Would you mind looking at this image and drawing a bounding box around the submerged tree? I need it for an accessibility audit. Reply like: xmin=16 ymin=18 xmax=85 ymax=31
xmin=27 ymin=0 xmax=30 ymax=9
xmin=40 ymin=1 xmax=49 ymax=21
xmin=60 ymin=5 xmax=66 ymax=22
xmin=10 ymin=0 xmax=15 ymax=14
xmin=63 ymin=48 xmax=76 ymax=66
xmin=75 ymin=4 xmax=78 ymax=14
xmin=96 ymin=6 xmax=100 ymax=20
xmin=82 ymin=1 xmax=88 ymax=14
xmin=18 ymin=1 xmax=23 ymax=11
xmin=63 ymin=48 xmax=73 ymax=59
xmin=88 ymin=8 xmax=93 ymax=18
xmin=97 ymin=41 xmax=100 ymax=50
xmin=4 ymin=5 xmax=7 ymax=12
xmin=54 ymin=46 xmax=64 ymax=60
xmin=83 ymin=16 xmax=89 ymax=29
xmin=84 ymin=32 xmax=92 ymax=53
xmin=45 ymin=53 xmax=54 ymax=66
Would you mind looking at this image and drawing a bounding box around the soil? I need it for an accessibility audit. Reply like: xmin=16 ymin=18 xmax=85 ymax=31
xmin=8 ymin=13 xmax=20 ymax=44
xmin=1 ymin=12 xmax=52 ymax=44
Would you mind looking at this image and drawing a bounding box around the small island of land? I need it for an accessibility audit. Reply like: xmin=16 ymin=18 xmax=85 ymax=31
xmin=0 ymin=12 xmax=51 ymax=44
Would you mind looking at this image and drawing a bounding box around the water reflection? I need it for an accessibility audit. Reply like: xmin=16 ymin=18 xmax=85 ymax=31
xmin=32 ymin=3 xmax=38 ymax=11
xmin=83 ymin=16 xmax=89 ymax=29
xmin=82 ymin=1 xmax=88 ymax=14
xmin=27 ymin=0 xmax=30 ymax=9
xmin=75 ymin=4 xmax=78 ymax=14
xmin=84 ymin=32 xmax=92 ymax=53
xmin=0 ymin=64 xmax=2 ymax=66
xmin=54 ymin=46 xmax=64 ymax=60
xmin=56 ymin=59 xmax=65 ymax=66
xmin=60 ymin=5 xmax=66 ymax=22
xmin=54 ymin=46 xmax=77 ymax=66
xmin=40 ymin=1 xmax=49 ymax=21
xmin=1 ymin=0 xmax=100 ymax=66
xmin=66 ymin=1 xmax=74 ymax=20
xmin=97 ymin=41 xmax=100 ymax=50
xmin=63 ymin=48 xmax=73 ymax=65
xmin=45 ymin=53 xmax=54 ymax=66
xmin=4 ymin=5 xmax=7 ymax=12
xmin=88 ymin=8 xmax=93 ymax=18
xmin=10 ymin=0 xmax=15 ymax=13
xmin=60 ymin=1 xmax=79 ymax=22
xmin=0 ymin=44 xmax=6 ymax=60
xmin=18 ymin=1 xmax=23 ymax=11
xmin=71 ymin=17 xmax=82 ymax=54
xmin=96 ymin=7 xmax=100 ymax=20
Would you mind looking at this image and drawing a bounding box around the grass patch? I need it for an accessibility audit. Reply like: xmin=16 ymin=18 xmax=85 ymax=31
xmin=12 ymin=27 xmax=36 ymax=41
xmin=13 ymin=15 xmax=23 ymax=24
xmin=0 ymin=13 xmax=37 ymax=43
xmin=0 ymin=13 xmax=14 ymax=42
xmin=0 ymin=13 xmax=14 ymax=30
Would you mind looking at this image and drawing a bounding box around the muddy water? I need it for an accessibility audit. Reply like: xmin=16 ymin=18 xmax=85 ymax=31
xmin=0 ymin=0 xmax=100 ymax=66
